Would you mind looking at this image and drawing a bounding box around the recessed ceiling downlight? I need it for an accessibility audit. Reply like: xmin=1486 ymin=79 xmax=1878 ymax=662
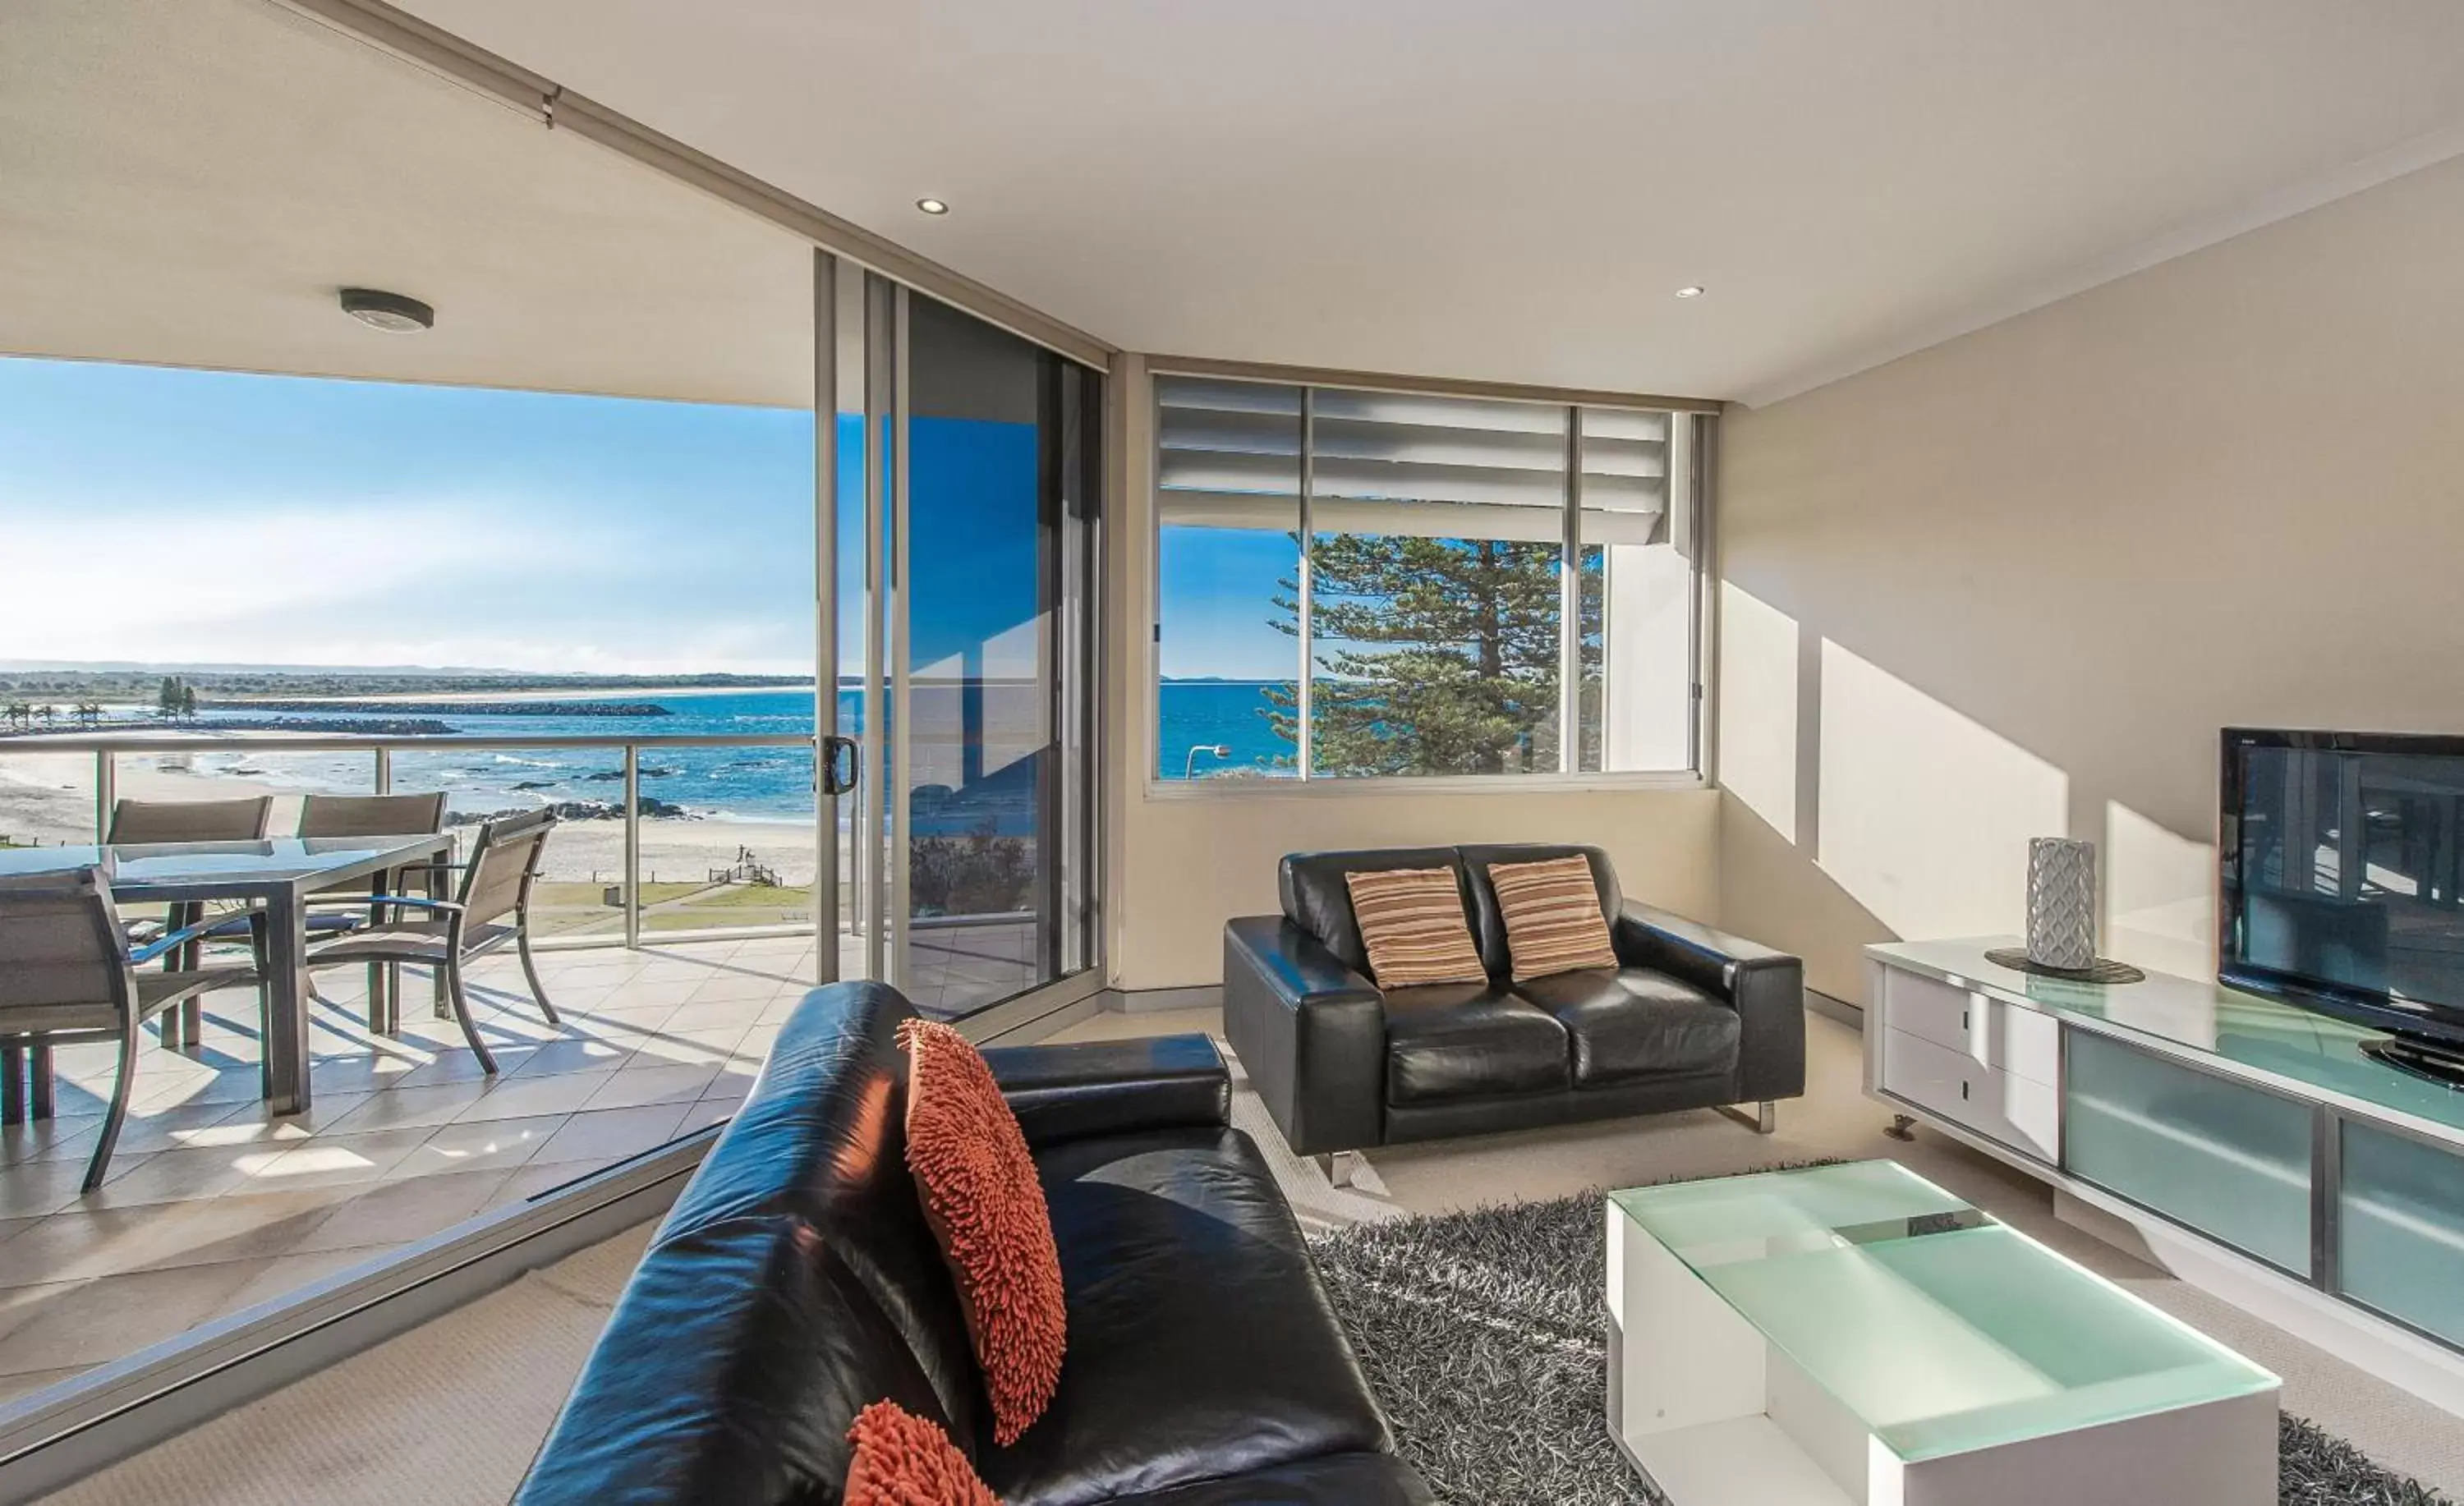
xmin=339 ymin=287 xmax=434 ymax=333
xmin=1675 ymin=285 xmax=1706 ymax=300
xmin=915 ymin=197 xmax=950 ymax=215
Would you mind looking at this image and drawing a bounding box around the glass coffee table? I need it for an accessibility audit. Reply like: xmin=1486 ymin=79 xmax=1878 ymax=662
xmin=1606 ymin=1161 xmax=2278 ymax=1505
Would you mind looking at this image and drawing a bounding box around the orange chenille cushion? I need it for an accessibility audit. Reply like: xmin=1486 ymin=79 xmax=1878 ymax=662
xmin=899 ymin=1018 xmax=1067 ymax=1447
xmin=845 ymin=1399 xmax=1002 ymax=1506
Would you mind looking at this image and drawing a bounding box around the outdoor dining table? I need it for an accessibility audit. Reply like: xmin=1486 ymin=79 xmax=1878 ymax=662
xmin=0 ymin=833 xmax=456 ymax=1115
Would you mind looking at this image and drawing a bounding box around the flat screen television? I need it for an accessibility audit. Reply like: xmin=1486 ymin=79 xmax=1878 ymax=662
xmin=2221 ymin=728 xmax=2464 ymax=1086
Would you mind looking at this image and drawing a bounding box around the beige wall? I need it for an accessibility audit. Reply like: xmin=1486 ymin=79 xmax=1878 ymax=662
xmin=1115 ymin=787 xmax=1719 ymax=990
xmin=1102 ymin=355 xmax=1722 ymax=991
xmin=1716 ymin=155 xmax=2464 ymax=1004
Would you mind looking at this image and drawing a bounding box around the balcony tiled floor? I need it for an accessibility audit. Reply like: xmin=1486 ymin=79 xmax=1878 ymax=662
xmin=0 ymin=934 xmax=820 ymax=1407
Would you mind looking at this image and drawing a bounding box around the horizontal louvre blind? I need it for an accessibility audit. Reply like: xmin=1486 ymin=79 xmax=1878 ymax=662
xmin=1579 ymin=406 xmax=1669 ymax=546
xmin=1156 ymin=376 xmax=1302 ymax=530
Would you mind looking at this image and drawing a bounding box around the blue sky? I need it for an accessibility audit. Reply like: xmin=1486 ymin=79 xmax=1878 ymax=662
xmin=0 ymin=356 xmax=817 ymax=675
xmin=1156 ymin=526 xmax=1296 ymax=680
xmin=0 ymin=355 xmax=1297 ymax=682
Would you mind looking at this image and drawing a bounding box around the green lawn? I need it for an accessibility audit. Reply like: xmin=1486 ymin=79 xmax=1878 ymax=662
xmin=528 ymin=879 xmax=812 ymax=935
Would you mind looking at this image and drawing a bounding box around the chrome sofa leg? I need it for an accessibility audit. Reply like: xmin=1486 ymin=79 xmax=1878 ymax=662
xmin=1717 ymin=1100 xmax=1777 ymax=1136
xmin=1313 ymin=1150 xmax=1361 ymax=1188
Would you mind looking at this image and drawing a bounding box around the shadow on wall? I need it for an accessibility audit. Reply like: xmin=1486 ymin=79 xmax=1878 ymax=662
xmin=1717 ymin=580 xmax=2214 ymax=1003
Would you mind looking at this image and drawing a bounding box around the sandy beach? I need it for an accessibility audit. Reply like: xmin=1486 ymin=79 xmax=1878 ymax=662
xmin=0 ymin=746 xmax=821 ymax=887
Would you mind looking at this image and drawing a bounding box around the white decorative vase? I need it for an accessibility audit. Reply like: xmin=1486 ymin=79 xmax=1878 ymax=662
xmin=2026 ymin=838 xmax=2098 ymax=971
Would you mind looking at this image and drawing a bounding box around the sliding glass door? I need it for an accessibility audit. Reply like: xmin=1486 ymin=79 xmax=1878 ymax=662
xmin=825 ymin=259 xmax=1101 ymax=1022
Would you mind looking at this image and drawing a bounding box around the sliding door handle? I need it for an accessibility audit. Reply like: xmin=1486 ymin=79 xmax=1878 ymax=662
xmin=821 ymin=735 xmax=861 ymax=797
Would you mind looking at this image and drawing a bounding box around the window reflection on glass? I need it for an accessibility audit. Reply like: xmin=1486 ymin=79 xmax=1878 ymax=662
xmin=901 ymin=297 xmax=1099 ymax=1017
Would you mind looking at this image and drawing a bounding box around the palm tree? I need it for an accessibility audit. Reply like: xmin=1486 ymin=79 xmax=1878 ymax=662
xmin=2 ymin=701 xmax=29 ymax=732
xmin=33 ymin=705 xmax=57 ymax=729
xmin=75 ymin=700 xmax=103 ymax=728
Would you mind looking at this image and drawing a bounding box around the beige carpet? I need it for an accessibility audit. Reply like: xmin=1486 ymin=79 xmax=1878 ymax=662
xmin=39 ymin=1007 xmax=2464 ymax=1503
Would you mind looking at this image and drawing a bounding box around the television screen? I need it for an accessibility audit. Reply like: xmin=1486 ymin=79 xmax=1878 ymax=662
xmin=2225 ymin=732 xmax=2464 ymax=1031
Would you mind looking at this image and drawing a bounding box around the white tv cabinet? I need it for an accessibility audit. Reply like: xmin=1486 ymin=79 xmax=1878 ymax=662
xmin=1866 ymin=939 xmax=2464 ymax=1418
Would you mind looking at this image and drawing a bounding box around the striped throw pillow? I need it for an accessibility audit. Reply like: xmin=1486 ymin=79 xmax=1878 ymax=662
xmin=1488 ymin=856 xmax=1618 ymax=981
xmin=1344 ymin=866 xmax=1487 ymax=988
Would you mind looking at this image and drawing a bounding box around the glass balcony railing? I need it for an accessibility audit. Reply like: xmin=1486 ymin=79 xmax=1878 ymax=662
xmin=0 ymin=732 xmax=821 ymax=948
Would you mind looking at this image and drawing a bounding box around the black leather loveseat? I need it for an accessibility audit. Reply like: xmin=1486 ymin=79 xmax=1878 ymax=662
xmin=1225 ymin=843 xmax=1804 ymax=1164
xmin=516 ymin=980 xmax=1431 ymax=1506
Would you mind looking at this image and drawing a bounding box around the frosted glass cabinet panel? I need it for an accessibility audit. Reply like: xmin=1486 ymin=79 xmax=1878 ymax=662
xmin=2339 ymin=1122 xmax=2464 ymax=1347
xmin=2064 ymin=1031 xmax=2315 ymax=1275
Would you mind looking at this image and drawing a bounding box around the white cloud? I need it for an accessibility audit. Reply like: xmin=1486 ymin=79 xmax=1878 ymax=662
xmin=0 ymin=498 xmax=681 ymax=670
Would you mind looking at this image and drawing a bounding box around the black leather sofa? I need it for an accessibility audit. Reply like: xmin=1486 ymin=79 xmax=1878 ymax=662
xmin=1225 ymin=843 xmax=1804 ymax=1162
xmin=516 ymin=980 xmax=1432 ymax=1506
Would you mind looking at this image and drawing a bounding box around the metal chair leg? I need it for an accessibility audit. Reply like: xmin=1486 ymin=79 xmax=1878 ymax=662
xmin=434 ymin=963 xmax=451 ymax=1022
xmin=442 ymin=953 xmax=496 ymax=1075
xmin=82 ymin=1018 xmax=139 ymax=1194
xmin=30 ymin=1044 xmax=55 ymax=1121
xmin=2 ymin=1044 xmax=23 ymax=1127
xmin=517 ymin=930 xmax=559 ymax=1026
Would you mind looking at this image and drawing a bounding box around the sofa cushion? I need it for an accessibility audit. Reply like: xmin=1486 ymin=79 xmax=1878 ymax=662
xmin=1459 ymin=843 xmax=1622 ymax=979
xmin=1107 ymin=1453 xmax=1437 ymax=1505
xmin=1278 ymin=847 xmax=1469 ymax=977
xmin=899 ymin=1019 xmax=1067 ymax=1445
xmin=1344 ymin=866 xmax=1488 ymax=988
xmin=1381 ymin=982 xmax=1571 ymax=1105
xmin=845 ymin=1398 xmax=999 ymax=1506
xmin=1511 ymin=967 xmax=1740 ymax=1086
xmin=979 ymin=1127 xmax=1391 ymax=1506
xmin=1485 ymin=854 xmax=1619 ymax=981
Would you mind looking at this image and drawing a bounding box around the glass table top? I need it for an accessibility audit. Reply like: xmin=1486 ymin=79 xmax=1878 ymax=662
xmin=0 ymin=835 xmax=447 ymax=888
xmin=1873 ymin=937 xmax=2464 ymax=1141
xmin=1609 ymin=1161 xmax=2278 ymax=1461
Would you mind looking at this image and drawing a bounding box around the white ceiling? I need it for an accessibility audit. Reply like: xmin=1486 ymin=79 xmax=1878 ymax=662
xmin=389 ymin=0 xmax=2464 ymax=405
xmin=0 ymin=0 xmax=812 ymax=406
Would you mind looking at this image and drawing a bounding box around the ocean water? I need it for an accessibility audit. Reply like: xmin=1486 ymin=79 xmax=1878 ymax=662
xmin=1155 ymin=680 xmax=1295 ymax=778
xmin=165 ymin=689 xmax=829 ymax=822
xmin=117 ymin=680 xmax=1294 ymax=816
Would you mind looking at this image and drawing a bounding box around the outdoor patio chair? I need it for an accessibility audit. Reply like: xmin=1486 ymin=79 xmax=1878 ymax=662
xmin=301 ymin=808 xmax=561 ymax=1071
xmin=107 ymin=795 xmax=275 ymax=1049
xmin=297 ymin=792 xmax=451 ymax=1031
xmin=106 ymin=795 xmax=276 ymax=846
xmin=0 ymin=869 xmax=269 ymax=1192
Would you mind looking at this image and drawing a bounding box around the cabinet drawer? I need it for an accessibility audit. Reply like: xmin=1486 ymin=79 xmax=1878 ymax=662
xmin=1881 ymin=1027 xmax=2059 ymax=1164
xmin=1880 ymin=969 xmax=2059 ymax=1086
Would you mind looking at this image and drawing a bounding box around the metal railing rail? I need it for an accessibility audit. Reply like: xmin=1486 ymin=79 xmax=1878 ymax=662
xmin=0 ymin=731 xmax=821 ymax=950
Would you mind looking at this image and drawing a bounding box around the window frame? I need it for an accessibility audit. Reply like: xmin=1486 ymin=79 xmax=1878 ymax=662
xmin=1144 ymin=360 xmax=1718 ymax=797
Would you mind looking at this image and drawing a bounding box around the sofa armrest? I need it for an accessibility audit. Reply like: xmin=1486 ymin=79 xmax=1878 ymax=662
xmin=1221 ymin=916 xmax=1387 ymax=1157
xmin=1614 ymin=902 xmax=1806 ymax=1104
xmin=982 ymin=1034 xmax=1228 ymax=1149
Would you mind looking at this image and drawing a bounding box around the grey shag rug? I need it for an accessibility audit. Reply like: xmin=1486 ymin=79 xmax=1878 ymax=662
xmin=1308 ymin=1191 xmax=2452 ymax=1506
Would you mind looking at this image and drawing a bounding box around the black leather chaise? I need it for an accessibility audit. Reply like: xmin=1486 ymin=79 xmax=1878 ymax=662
xmin=1225 ymin=843 xmax=1804 ymax=1170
